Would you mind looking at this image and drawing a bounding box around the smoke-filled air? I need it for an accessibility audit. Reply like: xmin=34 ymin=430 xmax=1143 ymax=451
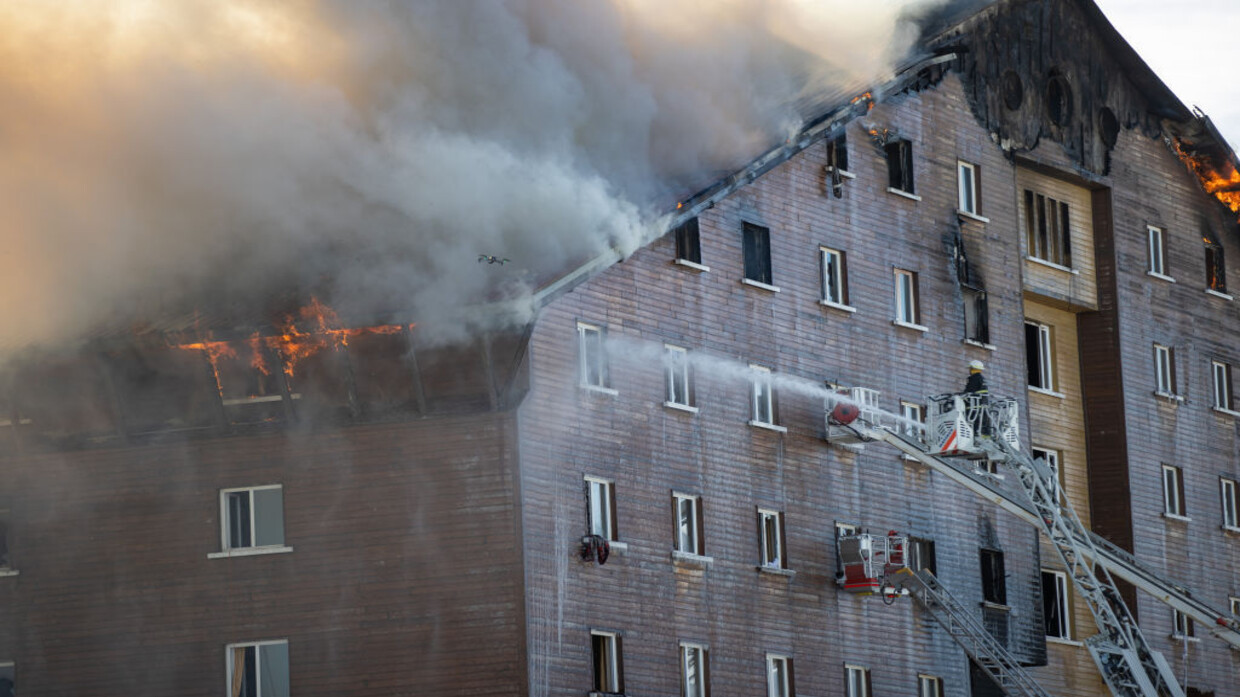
xmin=0 ymin=0 xmax=942 ymax=349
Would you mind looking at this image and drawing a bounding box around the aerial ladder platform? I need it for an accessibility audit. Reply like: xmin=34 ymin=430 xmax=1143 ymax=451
xmin=827 ymin=388 xmax=1239 ymax=697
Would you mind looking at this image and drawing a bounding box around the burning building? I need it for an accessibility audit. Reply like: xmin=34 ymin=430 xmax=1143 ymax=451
xmin=1 ymin=0 xmax=1239 ymax=695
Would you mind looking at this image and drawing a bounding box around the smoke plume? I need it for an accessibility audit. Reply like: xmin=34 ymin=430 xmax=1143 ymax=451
xmin=0 ymin=0 xmax=942 ymax=348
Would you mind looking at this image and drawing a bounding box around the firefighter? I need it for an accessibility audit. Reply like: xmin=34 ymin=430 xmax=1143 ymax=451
xmin=964 ymin=360 xmax=991 ymax=438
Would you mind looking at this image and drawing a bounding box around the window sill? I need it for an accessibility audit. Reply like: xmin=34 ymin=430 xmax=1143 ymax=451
xmin=1024 ymin=256 xmax=1079 ymax=275
xmin=886 ymin=187 xmax=922 ymax=201
xmin=671 ymin=551 xmax=714 ymax=567
xmin=957 ymin=209 xmax=990 ymax=224
xmin=0 ymin=569 xmax=18 ymax=578
xmin=207 ymin=545 xmax=294 ymax=559
xmin=1045 ymin=636 xmax=1083 ymax=647
xmin=1153 ymin=391 xmax=1184 ymax=403
xmin=664 ymin=401 xmax=699 ymax=414
xmin=1028 ymin=386 xmax=1066 ymax=399
xmin=1213 ymin=406 xmax=1240 ymax=418
xmin=674 ymin=258 xmax=710 ymax=273
xmin=607 ymin=541 xmax=629 ymax=555
xmin=981 ymin=601 xmax=1011 ymax=612
xmin=1221 ymin=525 xmax=1240 ymax=535
xmin=825 ymin=167 xmax=856 ymax=179
xmin=963 ymin=339 xmax=997 ymax=351
xmin=588 ymin=692 xmax=627 ymax=697
xmin=756 ymin=565 xmax=796 ymax=578
xmin=1146 ymin=271 xmax=1176 ymax=283
xmin=748 ymin=420 xmax=788 ymax=433
xmin=1170 ymin=634 xmax=1201 ymax=643
xmin=892 ymin=320 xmax=929 ymax=332
xmin=581 ymin=385 xmax=619 ymax=397
xmin=1205 ymin=288 xmax=1233 ymax=301
xmin=741 ymin=278 xmax=781 ymax=293
xmin=1161 ymin=513 xmax=1191 ymax=523
xmin=819 ymin=299 xmax=857 ymax=313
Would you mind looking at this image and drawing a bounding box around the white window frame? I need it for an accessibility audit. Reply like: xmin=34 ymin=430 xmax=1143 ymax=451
xmin=820 ymin=247 xmax=851 ymax=309
xmin=1042 ymin=569 xmax=1072 ymax=639
xmin=957 ymin=161 xmax=978 ymax=215
xmin=578 ymin=322 xmax=611 ymax=391
xmin=748 ymin=365 xmax=781 ymax=430
xmin=225 ymin=639 xmax=289 ymax=697
xmin=767 ymin=654 xmax=792 ymax=697
xmin=591 ymin=630 xmax=622 ymax=694
xmin=1213 ymin=360 xmax=1234 ymax=411
xmin=899 ymin=401 xmax=923 ymax=438
xmin=681 ymin=643 xmax=708 ymax=697
xmin=758 ymin=509 xmax=784 ymax=569
xmin=1027 ymin=321 xmax=1055 ymax=391
xmin=1230 ymin=596 xmax=1240 ymax=617
xmin=893 ymin=269 xmax=920 ymax=327
xmin=664 ymin=344 xmax=693 ymax=410
xmin=918 ymin=674 xmax=943 ymax=697
xmin=1031 ymin=447 xmax=1061 ymax=503
xmin=586 ymin=476 xmax=616 ymax=541
xmin=1148 ymin=225 xmax=1169 ymax=278
xmin=1222 ymin=477 xmax=1239 ymax=530
xmin=1172 ymin=608 xmax=1195 ymax=639
xmin=845 ymin=664 xmax=870 ymax=697
xmin=212 ymin=485 xmax=290 ymax=558
xmin=1162 ymin=464 xmax=1185 ymax=518
xmin=1154 ymin=344 xmax=1175 ymax=396
xmin=673 ymin=493 xmax=702 ymax=556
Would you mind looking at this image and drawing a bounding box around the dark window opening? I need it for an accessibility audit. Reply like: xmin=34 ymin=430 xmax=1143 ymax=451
xmin=227 ymin=492 xmax=251 ymax=550
xmin=964 ymin=288 xmax=990 ymax=345
xmin=1002 ymin=71 xmax=1024 ymax=111
xmin=591 ymin=633 xmax=624 ymax=694
xmin=980 ymin=549 xmax=1006 ymax=604
xmin=1206 ymin=242 xmax=1226 ymax=293
xmin=1046 ymin=74 xmax=1073 ymax=127
xmin=743 ymin=222 xmax=773 ymax=285
xmin=0 ymin=511 xmax=8 ymax=569
xmin=1098 ymin=107 xmax=1120 ymax=148
xmin=1041 ymin=571 xmax=1070 ymax=638
xmin=886 ymin=140 xmax=914 ymax=194
xmin=1025 ymin=190 xmax=1072 ymax=267
xmin=675 ymin=218 xmax=701 ymax=265
xmin=908 ymin=537 xmax=936 ymax=576
xmin=827 ymin=134 xmax=849 ymax=173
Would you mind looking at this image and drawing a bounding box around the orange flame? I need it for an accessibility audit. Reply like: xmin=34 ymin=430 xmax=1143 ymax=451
xmin=1172 ymin=138 xmax=1240 ymax=216
xmin=173 ymin=339 xmax=237 ymax=397
xmin=851 ymin=91 xmax=875 ymax=113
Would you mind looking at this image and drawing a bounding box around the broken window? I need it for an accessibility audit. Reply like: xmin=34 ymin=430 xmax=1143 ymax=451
xmin=1221 ymin=477 xmax=1238 ymax=530
xmin=221 ymin=485 xmax=285 ymax=552
xmin=893 ymin=269 xmax=920 ymax=326
xmin=1042 ymin=570 xmax=1071 ymax=639
xmin=585 ymin=476 xmax=617 ymax=542
xmin=675 ymin=217 xmax=702 ymax=265
xmin=980 ymin=549 xmax=1006 ymax=605
xmin=820 ymin=247 xmax=850 ymax=307
xmin=963 ymin=288 xmax=990 ymax=345
xmin=827 ymin=134 xmax=849 ymax=173
xmin=591 ymin=631 xmax=624 ymax=695
xmin=673 ymin=493 xmax=704 ymax=556
xmin=1154 ymin=344 xmax=1176 ymax=396
xmin=664 ymin=345 xmax=693 ymax=408
xmin=1024 ymin=190 xmax=1072 ymax=268
xmin=1163 ymin=464 xmax=1186 ymax=517
xmin=743 ymin=222 xmax=774 ymax=286
xmin=767 ymin=655 xmax=793 ymax=697
xmin=680 ymin=644 xmax=709 ymax=697
xmin=1148 ymin=225 xmax=1169 ymax=277
xmin=758 ymin=509 xmax=786 ymax=569
xmin=886 ymin=140 xmax=914 ymax=194
xmin=1205 ymin=230 xmax=1227 ymax=292
xmin=226 ymin=640 xmax=289 ymax=697
xmin=577 ymin=323 xmax=610 ymax=390
xmin=958 ymin=161 xmax=980 ymax=215
xmin=1025 ymin=321 xmax=1055 ymax=391
xmin=749 ymin=365 xmax=776 ymax=427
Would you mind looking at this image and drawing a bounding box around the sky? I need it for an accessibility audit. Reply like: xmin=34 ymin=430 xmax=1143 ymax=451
xmin=1093 ymin=0 xmax=1240 ymax=147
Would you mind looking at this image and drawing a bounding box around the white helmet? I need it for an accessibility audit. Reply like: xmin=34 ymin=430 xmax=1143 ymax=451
xmin=969 ymin=359 xmax=985 ymax=372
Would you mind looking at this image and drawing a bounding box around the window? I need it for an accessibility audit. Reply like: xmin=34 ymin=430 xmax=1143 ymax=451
xmin=1031 ymin=447 xmax=1061 ymax=502
xmin=220 ymin=486 xmax=285 ymax=552
xmin=749 ymin=365 xmax=777 ymax=427
xmin=1042 ymin=570 xmax=1071 ymax=639
xmin=226 ymin=640 xmax=290 ymax=697
xmin=894 ymin=269 xmax=921 ymax=326
xmin=980 ymin=549 xmax=1006 ymax=605
xmin=1230 ymin=597 xmax=1240 ymax=617
xmin=675 ymin=218 xmax=702 ymax=265
xmin=834 ymin=523 xmax=859 ymax=575
xmin=586 ymin=477 xmax=617 ymax=541
xmin=1221 ymin=478 xmax=1238 ymax=529
xmin=665 ymin=345 xmax=693 ymax=408
xmin=0 ymin=509 xmax=9 ymax=570
xmin=918 ymin=674 xmax=943 ymax=697
xmin=673 ymin=493 xmax=704 ymax=556
xmin=886 ymin=140 xmax=914 ymax=194
xmin=767 ymin=655 xmax=793 ymax=697
xmin=1212 ymin=360 xmax=1234 ymax=410
xmin=820 ymin=247 xmax=850 ymax=307
xmin=1162 ymin=465 xmax=1186 ymax=517
xmin=1148 ymin=225 xmax=1168 ymax=277
xmin=758 ymin=509 xmax=786 ymax=569
xmin=908 ymin=537 xmax=937 ymax=575
xmin=743 ymin=222 xmax=773 ymax=286
xmin=680 ymin=644 xmax=709 ymax=697
xmin=1206 ymin=239 xmax=1226 ymax=292
xmin=1172 ymin=609 xmax=1195 ymax=639
xmin=578 ymin=323 xmax=610 ymax=390
xmin=1154 ymin=344 xmax=1176 ymax=396
xmin=963 ymin=288 xmax=990 ymax=344
xmin=591 ymin=631 xmax=624 ymax=695
xmin=1025 ymin=321 xmax=1054 ymax=390
xmin=899 ymin=401 xmax=924 ymax=438
xmin=958 ymin=161 xmax=980 ymax=215
xmin=826 ymin=133 xmax=849 ymax=173
xmin=1024 ymin=190 xmax=1072 ymax=267
xmin=0 ymin=662 xmax=11 ymax=697
xmin=845 ymin=664 xmax=871 ymax=697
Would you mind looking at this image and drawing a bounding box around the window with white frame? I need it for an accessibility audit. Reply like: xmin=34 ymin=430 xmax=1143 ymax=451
xmin=1148 ymin=225 xmax=1168 ymax=277
xmin=591 ymin=631 xmax=624 ymax=695
xmin=750 ymin=365 xmax=776 ymax=426
xmin=681 ymin=643 xmax=709 ymax=697
xmin=1154 ymin=344 xmax=1176 ymax=396
xmin=665 ymin=345 xmax=692 ymax=408
xmin=894 ymin=269 xmax=920 ymax=326
xmin=845 ymin=664 xmax=871 ymax=697
xmin=958 ymin=161 xmax=979 ymax=215
xmin=586 ymin=476 xmax=617 ymax=541
xmin=918 ymin=674 xmax=943 ymax=697
xmin=886 ymin=140 xmax=914 ymax=194
xmin=675 ymin=218 xmax=702 ymax=265
xmin=743 ymin=222 xmax=774 ymax=286
xmin=1230 ymin=596 xmax=1240 ymax=618
xmin=1025 ymin=321 xmax=1055 ymax=390
xmin=673 ymin=493 xmax=704 ymax=556
xmin=758 ymin=509 xmax=786 ymax=569
xmin=1221 ymin=477 xmax=1238 ymax=530
xmin=1163 ymin=465 xmax=1186 ymax=517
xmin=1041 ymin=570 xmax=1071 ymax=639
xmin=899 ymin=401 xmax=924 ymax=438
xmin=1024 ymin=190 xmax=1072 ymax=267
xmin=834 ymin=523 xmax=859 ymax=574
xmin=578 ymin=323 xmax=609 ymax=389
xmin=820 ymin=247 xmax=850 ymax=307
xmin=220 ymin=485 xmax=285 ymax=552
xmin=767 ymin=655 xmax=793 ymax=697
xmin=1172 ymin=609 xmax=1195 ymax=639
xmin=1213 ymin=360 xmax=1234 ymax=410
xmin=226 ymin=640 xmax=289 ymax=697
xmin=908 ymin=537 xmax=936 ymax=575
xmin=1031 ymin=447 xmax=1061 ymax=502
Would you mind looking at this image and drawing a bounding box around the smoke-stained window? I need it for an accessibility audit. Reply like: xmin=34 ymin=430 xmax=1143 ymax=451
xmin=885 ymin=140 xmax=914 ymax=194
xmin=963 ymin=288 xmax=989 ymax=345
xmin=957 ymin=161 xmax=980 ymax=215
xmin=674 ymin=218 xmax=702 ymax=266
xmin=1041 ymin=570 xmax=1070 ymax=639
xmin=742 ymin=222 xmax=774 ymax=287
xmin=226 ymin=640 xmax=289 ymax=697
xmin=1205 ymin=237 xmax=1227 ymax=293
xmin=577 ymin=323 xmax=610 ymax=391
xmin=979 ymin=548 xmax=1006 ymax=604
